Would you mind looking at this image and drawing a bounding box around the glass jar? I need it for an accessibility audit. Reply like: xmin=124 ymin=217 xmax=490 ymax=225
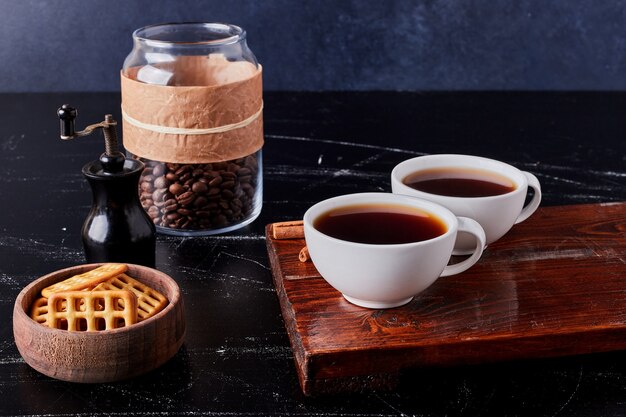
xmin=121 ymin=23 xmax=263 ymax=236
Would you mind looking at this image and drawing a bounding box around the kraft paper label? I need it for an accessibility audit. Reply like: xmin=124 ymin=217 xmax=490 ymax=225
xmin=121 ymin=55 xmax=263 ymax=163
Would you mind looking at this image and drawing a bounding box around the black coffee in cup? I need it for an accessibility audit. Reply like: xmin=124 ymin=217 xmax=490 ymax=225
xmin=313 ymin=203 xmax=446 ymax=245
xmin=403 ymin=167 xmax=516 ymax=198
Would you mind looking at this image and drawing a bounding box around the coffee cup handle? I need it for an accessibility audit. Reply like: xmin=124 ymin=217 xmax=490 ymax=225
xmin=440 ymin=217 xmax=486 ymax=277
xmin=514 ymin=172 xmax=542 ymax=224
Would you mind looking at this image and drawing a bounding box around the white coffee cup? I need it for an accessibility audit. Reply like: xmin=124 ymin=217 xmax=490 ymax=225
xmin=391 ymin=154 xmax=541 ymax=254
xmin=303 ymin=192 xmax=486 ymax=309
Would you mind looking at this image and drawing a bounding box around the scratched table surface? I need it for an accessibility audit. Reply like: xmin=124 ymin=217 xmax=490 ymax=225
xmin=0 ymin=92 xmax=625 ymax=416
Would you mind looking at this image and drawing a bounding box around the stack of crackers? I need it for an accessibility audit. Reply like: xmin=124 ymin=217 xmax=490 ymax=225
xmin=30 ymin=263 xmax=168 ymax=332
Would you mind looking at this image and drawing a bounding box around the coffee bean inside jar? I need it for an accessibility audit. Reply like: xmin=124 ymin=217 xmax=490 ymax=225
xmin=137 ymin=151 xmax=262 ymax=236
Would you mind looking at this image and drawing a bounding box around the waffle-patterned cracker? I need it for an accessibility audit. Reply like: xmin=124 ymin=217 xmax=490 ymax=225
xmin=46 ymin=290 xmax=137 ymax=331
xmin=94 ymin=273 xmax=168 ymax=321
xmin=30 ymin=297 xmax=49 ymax=325
xmin=31 ymin=291 xmax=96 ymax=325
xmin=41 ymin=263 xmax=128 ymax=298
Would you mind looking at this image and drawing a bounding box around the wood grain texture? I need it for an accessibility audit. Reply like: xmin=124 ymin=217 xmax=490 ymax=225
xmin=13 ymin=263 xmax=185 ymax=383
xmin=266 ymin=202 xmax=626 ymax=395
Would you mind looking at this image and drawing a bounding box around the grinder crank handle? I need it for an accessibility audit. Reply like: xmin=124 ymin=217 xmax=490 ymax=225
xmin=57 ymin=104 xmax=125 ymax=172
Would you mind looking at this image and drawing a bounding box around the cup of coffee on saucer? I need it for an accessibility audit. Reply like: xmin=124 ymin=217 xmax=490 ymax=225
xmin=391 ymin=154 xmax=541 ymax=254
xmin=303 ymin=192 xmax=486 ymax=309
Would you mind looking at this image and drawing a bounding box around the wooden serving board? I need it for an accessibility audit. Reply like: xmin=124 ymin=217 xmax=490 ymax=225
xmin=265 ymin=202 xmax=626 ymax=395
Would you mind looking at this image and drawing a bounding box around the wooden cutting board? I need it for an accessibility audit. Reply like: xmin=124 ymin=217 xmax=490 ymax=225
xmin=265 ymin=202 xmax=626 ymax=396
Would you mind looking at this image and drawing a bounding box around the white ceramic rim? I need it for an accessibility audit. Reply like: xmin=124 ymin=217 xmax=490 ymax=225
xmin=391 ymin=154 xmax=529 ymax=203
xmin=303 ymin=192 xmax=458 ymax=249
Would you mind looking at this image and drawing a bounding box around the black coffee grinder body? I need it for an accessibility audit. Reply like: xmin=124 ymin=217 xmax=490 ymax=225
xmin=82 ymin=158 xmax=156 ymax=267
xmin=58 ymin=105 xmax=156 ymax=267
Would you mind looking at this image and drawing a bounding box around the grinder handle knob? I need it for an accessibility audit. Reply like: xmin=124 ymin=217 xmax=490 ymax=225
xmin=58 ymin=104 xmax=77 ymax=139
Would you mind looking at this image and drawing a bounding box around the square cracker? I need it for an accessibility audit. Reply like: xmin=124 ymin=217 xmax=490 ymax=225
xmin=47 ymin=290 xmax=137 ymax=331
xmin=94 ymin=273 xmax=168 ymax=321
xmin=41 ymin=263 xmax=128 ymax=298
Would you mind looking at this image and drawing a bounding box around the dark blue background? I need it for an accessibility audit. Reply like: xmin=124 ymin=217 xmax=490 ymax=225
xmin=1 ymin=0 xmax=625 ymax=92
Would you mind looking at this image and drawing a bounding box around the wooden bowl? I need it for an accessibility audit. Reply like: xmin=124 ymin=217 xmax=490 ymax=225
xmin=13 ymin=263 xmax=185 ymax=383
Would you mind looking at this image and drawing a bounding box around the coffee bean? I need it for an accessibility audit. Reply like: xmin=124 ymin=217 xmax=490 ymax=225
xmin=166 ymin=212 xmax=181 ymax=221
xmin=193 ymin=196 xmax=208 ymax=208
xmin=214 ymin=215 xmax=228 ymax=227
xmin=163 ymin=199 xmax=178 ymax=213
xmin=237 ymin=167 xmax=251 ymax=177
xmin=208 ymin=176 xmax=222 ymax=187
xmin=154 ymin=176 xmax=169 ymax=190
xmin=153 ymin=164 xmax=165 ymax=177
xmin=241 ymin=183 xmax=255 ymax=198
xmin=175 ymin=165 xmax=192 ymax=176
xmin=179 ymin=172 xmax=192 ymax=183
xmin=137 ymin=153 xmax=260 ymax=232
xmin=140 ymin=182 xmax=154 ymax=192
xmin=196 ymin=211 xmax=211 ymax=218
xmin=244 ymin=155 xmax=258 ymax=169
xmin=192 ymin=182 xmax=208 ymax=193
xmin=169 ymin=183 xmax=184 ymax=196
xmin=152 ymin=188 xmax=167 ymax=202
xmin=177 ymin=191 xmax=195 ymax=206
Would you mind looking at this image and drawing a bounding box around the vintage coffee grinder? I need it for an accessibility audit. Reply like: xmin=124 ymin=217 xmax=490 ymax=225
xmin=57 ymin=104 xmax=156 ymax=267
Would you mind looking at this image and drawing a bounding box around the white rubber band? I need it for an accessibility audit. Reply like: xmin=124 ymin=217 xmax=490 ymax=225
xmin=121 ymin=101 xmax=264 ymax=135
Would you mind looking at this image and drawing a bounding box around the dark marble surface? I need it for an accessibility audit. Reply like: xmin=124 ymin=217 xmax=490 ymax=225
xmin=0 ymin=92 xmax=625 ymax=416
xmin=3 ymin=1 xmax=626 ymax=92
